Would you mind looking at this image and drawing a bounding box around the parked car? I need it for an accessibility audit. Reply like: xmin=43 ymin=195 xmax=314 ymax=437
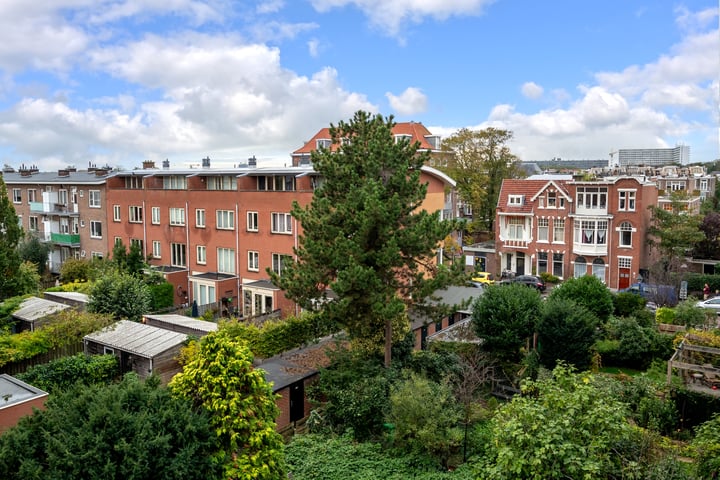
xmin=500 ymin=274 xmax=546 ymax=292
xmin=618 ymin=283 xmax=678 ymax=306
xmin=471 ymin=272 xmax=495 ymax=285
xmin=695 ymin=296 xmax=720 ymax=313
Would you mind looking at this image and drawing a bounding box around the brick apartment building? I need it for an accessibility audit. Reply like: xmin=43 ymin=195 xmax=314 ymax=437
xmin=495 ymin=174 xmax=658 ymax=289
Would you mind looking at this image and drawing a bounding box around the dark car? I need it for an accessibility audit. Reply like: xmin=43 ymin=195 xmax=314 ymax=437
xmin=500 ymin=274 xmax=546 ymax=292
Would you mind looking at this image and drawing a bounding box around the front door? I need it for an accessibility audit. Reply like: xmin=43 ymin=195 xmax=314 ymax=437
xmin=289 ymin=381 xmax=305 ymax=423
xmin=619 ymin=268 xmax=631 ymax=289
xmin=516 ymin=253 xmax=525 ymax=275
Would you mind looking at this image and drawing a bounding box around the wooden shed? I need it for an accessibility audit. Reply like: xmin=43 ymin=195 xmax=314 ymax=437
xmin=43 ymin=291 xmax=89 ymax=310
xmin=11 ymin=296 xmax=70 ymax=332
xmin=0 ymin=374 xmax=48 ymax=433
xmin=84 ymin=320 xmax=188 ymax=384
xmin=142 ymin=314 xmax=218 ymax=337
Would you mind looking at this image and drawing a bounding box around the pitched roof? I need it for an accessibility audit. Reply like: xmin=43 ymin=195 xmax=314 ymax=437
xmin=292 ymin=121 xmax=439 ymax=155
xmin=497 ymin=178 xmax=570 ymax=215
xmin=11 ymin=297 xmax=69 ymax=322
xmin=84 ymin=320 xmax=188 ymax=358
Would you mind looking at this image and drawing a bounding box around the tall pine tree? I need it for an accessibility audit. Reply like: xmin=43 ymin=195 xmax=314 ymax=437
xmin=0 ymin=176 xmax=22 ymax=299
xmin=271 ymin=111 xmax=458 ymax=366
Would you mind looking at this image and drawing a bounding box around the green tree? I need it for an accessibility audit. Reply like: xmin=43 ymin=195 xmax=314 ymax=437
xmin=271 ymin=111 xmax=458 ymax=367
xmin=169 ymin=330 xmax=285 ymax=480
xmin=87 ymin=272 xmax=152 ymax=320
xmin=17 ymin=353 xmax=119 ymax=394
xmin=13 ymin=261 xmax=41 ymax=296
xmin=648 ymin=191 xmax=704 ymax=263
xmin=472 ymin=284 xmax=541 ymax=362
xmin=547 ymin=275 xmax=614 ymax=322
xmin=17 ymin=233 xmax=51 ymax=276
xmin=0 ymin=176 xmax=22 ymax=299
xmin=59 ymin=258 xmax=92 ymax=283
xmin=0 ymin=374 xmax=221 ymax=480
xmin=538 ymin=297 xmax=598 ymax=370
xmin=439 ymin=128 xmax=523 ymax=235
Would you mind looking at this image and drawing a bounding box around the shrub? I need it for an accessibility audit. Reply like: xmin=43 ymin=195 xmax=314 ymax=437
xmin=673 ymin=299 xmax=707 ymax=328
xmin=655 ymin=306 xmax=676 ymax=325
xmin=17 ymin=353 xmax=118 ymax=394
xmin=539 ymin=272 xmax=560 ymax=284
xmin=538 ymin=297 xmax=598 ymax=370
xmin=548 ymin=275 xmax=614 ymax=322
xmin=614 ymin=292 xmax=647 ymax=317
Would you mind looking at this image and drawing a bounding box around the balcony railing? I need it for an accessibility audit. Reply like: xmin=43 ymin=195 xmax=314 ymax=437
xmin=50 ymin=233 xmax=81 ymax=245
xmin=29 ymin=202 xmax=78 ymax=215
xmin=572 ymin=242 xmax=608 ymax=256
xmin=501 ymin=238 xmax=529 ymax=249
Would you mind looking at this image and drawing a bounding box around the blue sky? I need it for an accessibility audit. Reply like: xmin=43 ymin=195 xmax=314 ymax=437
xmin=0 ymin=0 xmax=717 ymax=171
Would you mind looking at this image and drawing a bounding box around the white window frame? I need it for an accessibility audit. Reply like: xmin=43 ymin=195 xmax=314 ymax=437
xmin=216 ymin=210 xmax=235 ymax=230
xmin=89 ymin=190 xmax=101 ymax=208
xmin=113 ymin=205 xmax=121 ymax=222
xmin=618 ymin=221 xmax=634 ymax=247
xmin=271 ymin=212 xmax=292 ymax=234
xmin=508 ymin=195 xmax=523 ymax=206
xmin=537 ymin=218 xmax=549 ymax=242
xmin=506 ymin=217 xmax=524 ymax=240
xmin=217 ymin=247 xmax=236 ymax=274
xmin=12 ymin=189 xmax=21 ymax=203
xmin=247 ymin=211 xmax=259 ymax=232
xmin=248 ymin=250 xmax=259 ymax=271
xmin=196 ymin=209 xmax=206 ymax=228
xmin=28 ymin=216 xmax=38 ymax=231
xmin=196 ymin=245 xmax=207 ymax=265
xmin=151 ymin=206 xmax=161 ymax=225
xmin=27 ymin=189 xmax=36 ymax=203
xmin=152 ymin=240 xmax=161 ymax=259
xmin=618 ymin=190 xmax=636 ymax=212
xmin=90 ymin=220 xmax=102 ymax=239
xmin=553 ymin=218 xmax=565 ymax=243
xmin=169 ymin=207 xmax=186 ymax=226
xmin=129 ymin=206 xmax=143 ymax=223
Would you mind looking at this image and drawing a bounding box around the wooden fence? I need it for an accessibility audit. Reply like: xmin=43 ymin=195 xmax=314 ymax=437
xmin=0 ymin=341 xmax=84 ymax=376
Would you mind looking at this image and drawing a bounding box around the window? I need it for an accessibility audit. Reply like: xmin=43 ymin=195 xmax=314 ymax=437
xmin=537 ymin=252 xmax=548 ymax=274
xmin=130 ymin=238 xmax=144 ymax=253
xmin=12 ymin=189 xmax=21 ymax=203
xmin=618 ymin=221 xmax=633 ymax=247
xmin=196 ymin=209 xmax=206 ymax=228
xmin=163 ymin=175 xmax=187 ymax=190
xmin=618 ymin=257 xmax=632 ymax=269
xmin=113 ymin=205 xmax=121 ymax=222
xmin=90 ymin=221 xmax=102 ymax=239
xmin=17 ymin=215 xmax=22 ymax=228
xmin=91 ymin=251 xmax=104 ymax=260
xmin=247 ymin=211 xmax=258 ymax=231
xmin=27 ymin=189 xmax=36 ymax=203
xmin=506 ymin=217 xmax=524 ymax=240
xmin=553 ymin=253 xmax=564 ymax=278
xmin=547 ymin=190 xmax=556 ymax=207
xmin=576 ymin=187 xmax=607 ymax=209
xmin=537 ymin=218 xmax=549 ymax=242
xmin=618 ymin=191 xmax=636 ymax=211
xmin=592 ymin=258 xmax=606 ymax=284
xmin=508 ymin=195 xmax=523 ymax=206
xmin=60 ymin=218 xmax=69 ymax=234
xmin=196 ymin=245 xmax=206 ymax=265
xmin=29 ymin=216 xmax=38 ymax=231
xmin=71 ymin=189 xmax=77 ymax=205
xmin=316 ymin=139 xmax=331 ymax=149
xmin=217 ymin=247 xmax=236 ymax=274
xmin=248 ymin=251 xmax=259 ymax=271
xmin=216 ymin=210 xmax=235 ymax=230
xmin=574 ymin=256 xmax=587 ymax=278
xmin=129 ymin=206 xmax=143 ymax=223
xmin=89 ymin=190 xmax=101 ymax=208
xmin=151 ymin=207 xmax=160 ymax=225
xmin=553 ymin=218 xmax=565 ymax=243
xmin=272 ymin=253 xmax=293 ymax=276
xmin=700 ymin=179 xmax=709 ymax=191
xmin=72 ymin=218 xmax=79 ymax=234
xmin=125 ymin=177 xmax=142 ymax=189
xmin=394 ymin=134 xmax=412 ymax=144
xmin=206 ymin=175 xmax=237 ymax=190
xmin=574 ymin=220 xmax=607 ymax=245
xmin=58 ymin=189 xmax=68 ymax=206
xmin=171 ymin=243 xmax=186 ymax=267
xmin=169 ymin=208 xmax=185 ymax=226
xmin=271 ymin=213 xmax=292 ymax=234
xmin=257 ymin=175 xmax=296 ymax=191
xmin=152 ymin=241 xmax=161 ymax=258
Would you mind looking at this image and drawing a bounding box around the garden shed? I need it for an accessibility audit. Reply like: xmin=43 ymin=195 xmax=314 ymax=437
xmin=11 ymin=296 xmax=70 ymax=332
xmin=143 ymin=313 xmax=218 ymax=337
xmin=84 ymin=320 xmax=188 ymax=384
xmin=409 ymin=286 xmax=482 ymax=350
xmin=42 ymin=291 xmax=89 ymax=309
xmin=0 ymin=374 xmax=48 ymax=433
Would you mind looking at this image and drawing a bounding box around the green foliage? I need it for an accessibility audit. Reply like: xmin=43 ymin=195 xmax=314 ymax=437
xmin=285 ymin=433 xmax=474 ymax=480
xmin=17 ymin=234 xmax=51 ymax=276
xmin=538 ymin=297 xmax=598 ymax=370
xmin=655 ymin=306 xmax=676 ymax=325
xmin=169 ymin=330 xmax=285 ymax=480
xmin=648 ymin=194 xmax=704 ymax=262
xmin=0 ymin=310 xmax=115 ymax=367
xmin=13 ymin=261 xmax=41 ymax=296
xmin=691 ymin=413 xmax=720 ymax=478
xmin=87 ymin=272 xmax=151 ymax=320
xmin=387 ymin=374 xmax=463 ymax=468
xmin=548 ymin=275 xmax=614 ymax=322
xmin=478 ymin=365 xmax=656 ymax=479
xmin=673 ymin=298 xmax=707 ymax=327
xmin=16 ymin=353 xmax=119 ymax=394
xmin=614 ymin=291 xmax=648 ymax=317
xmin=0 ymin=373 xmax=221 ymax=480
xmin=538 ymin=271 xmax=559 ymax=284
xmin=271 ymin=111 xmax=460 ymax=366
xmin=59 ymin=258 xmax=92 ymax=283
xmin=0 ymin=294 xmax=28 ymax=331
xmin=599 ymin=316 xmax=674 ymax=370
xmin=147 ymin=281 xmax=174 ymax=311
xmin=0 ymin=176 xmax=23 ymax=299
xmin=472 ymin=283 xmax=541 ymax=361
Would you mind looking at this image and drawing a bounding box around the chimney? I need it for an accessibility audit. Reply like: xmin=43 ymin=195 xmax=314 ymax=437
xmin=248 ymin=155 xmax=257 ymax=167
xmin=95 ymin=168 xmax=109 ymax=177
xmin=58 ymin=169 xmax=70 ymax=177
xmin=201 ymin=157 xmax=211 ymax=168
xmin=143 ymin=160 xmax=155 ymax=170
xmin=162 ymin=159 xmax=170 ymax=169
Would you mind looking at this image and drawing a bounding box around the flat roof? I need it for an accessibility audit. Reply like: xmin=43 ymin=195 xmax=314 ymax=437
xmin=84 ymin=320 xmax=188 ymax=358
xmin=143 ymin=314 xmax=218 ymax=333
xmin=0 ymin=374 xmax=48 ymax=409
xmin=11 ymin=297 xmax=70 ymax=322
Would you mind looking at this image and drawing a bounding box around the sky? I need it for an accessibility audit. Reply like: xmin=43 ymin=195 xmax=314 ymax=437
xmin=0 ymin=0 xmax=717 ymax=171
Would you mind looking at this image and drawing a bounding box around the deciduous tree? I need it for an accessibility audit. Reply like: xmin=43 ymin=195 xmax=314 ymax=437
xmin=87 ymin=272 xmax=151 ymax=320
xmin=0 ymin=176 xmax=22 ymax=299
xmin=271 ymin=111 xmax=459 ymax=367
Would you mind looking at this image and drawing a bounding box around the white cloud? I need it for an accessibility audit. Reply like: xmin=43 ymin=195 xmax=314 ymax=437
xmin=310 ymin=0 xmax=494 ymax=36
xmin=386 ymin=87 xmax=427 ymax=116
xmin=521 ymin=82 xmax=543 ymax=99
xmin=307 ymin=39 xmax=320 ymax=57
xmin=256 ymin=0 xmax=285 ymax=15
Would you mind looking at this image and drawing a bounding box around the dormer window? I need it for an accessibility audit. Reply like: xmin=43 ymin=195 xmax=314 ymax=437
xmin=547 ymin=191 xmax=556 ymax=207
xmin=508 ymin=195 xmax=523 ymax=206
xmin=394 ymin=134 xmax=413 ymax=144
xmin=424 ymin=135 xmax=440 ymax=149
xmin=316 ymin=139 xmax=331 ymax=149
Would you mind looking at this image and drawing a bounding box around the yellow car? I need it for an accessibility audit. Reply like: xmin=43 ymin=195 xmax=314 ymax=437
xmin=471 ymin=272 xmax=495 ymax=285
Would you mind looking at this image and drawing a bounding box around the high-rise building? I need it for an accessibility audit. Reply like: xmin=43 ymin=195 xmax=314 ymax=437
xmin=618 ymin=145 xmax=690 ymax=167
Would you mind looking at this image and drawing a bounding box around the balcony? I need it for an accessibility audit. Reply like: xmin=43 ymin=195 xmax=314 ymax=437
xmin=50 ymin=233 xmax=81 ymax=246
xmin=29 ymin=202 xmax=78 ymax=215
xmin=501 ymin=238 xmax=529 ymax=249
xmin=572 ymin=242 xmax=608 ymax=256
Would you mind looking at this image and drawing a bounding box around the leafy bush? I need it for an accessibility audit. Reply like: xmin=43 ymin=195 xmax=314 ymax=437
xmin=599 ymin=316 xmax=673 ymax=370
xmin=539 ymin=272 xmax=560 ymax=284
xmin=548 ymin=275 xmax=614 ymax=322
xmin=0 ymin=295 xmax=29 ymax=331
xmin=59 ymin=258 xmax=93 ymax=283
xmin=655 ymin=306 xmax=675 ymax=325
xmin=614 ymin=292 xmax=648 ymax=317
xmin=538 ymin=297 xmax=599 ymax=370
xmin=673 ymin=299 xmax=707 ymax=328
xmin=87 ymin=272 xmax=151 ymax=321
xmin=147 ymin=281 xmax=174 ymax=311
xmin=17 ymin=353 xmax=119 ymax=394
xmin=691 ymin=413 xmax=720 ymax=479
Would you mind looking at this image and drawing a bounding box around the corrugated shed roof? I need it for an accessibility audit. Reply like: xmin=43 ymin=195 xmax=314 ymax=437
xmin=43 ymin=291 xmax=89 ymax=304
xmin=84 ymin=320 xmax=188 ymax=358
xmin=143 ymin=314 xmax=218 ymax=334
xmin=11 ymin=297 xmax=69 ymax=322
